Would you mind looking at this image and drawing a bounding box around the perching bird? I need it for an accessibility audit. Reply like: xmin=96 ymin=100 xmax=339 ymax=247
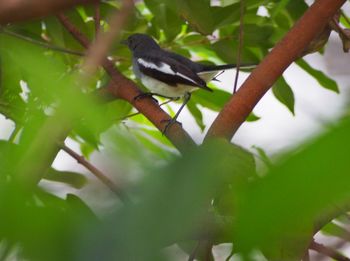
xmin=122 ymin=33 xmax=251 ymax=133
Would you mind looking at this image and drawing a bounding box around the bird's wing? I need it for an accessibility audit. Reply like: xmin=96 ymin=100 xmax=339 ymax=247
xmin=136 ymin=55 xmax=212 ymax=91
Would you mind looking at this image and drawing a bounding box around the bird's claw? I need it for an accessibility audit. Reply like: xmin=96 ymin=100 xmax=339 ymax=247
xmin=133 ymin=93 xmax=158 ymax=104
xmin=161 ymin=118 xmax=182 ymax=135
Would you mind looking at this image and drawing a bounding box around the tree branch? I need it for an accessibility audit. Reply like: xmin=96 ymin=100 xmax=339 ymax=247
xmin=59 ymin=143 xmax=130 ymax=203
xmin=206 ymin=0 xmax=346 ymax=141
xmin=310 ymin=241 xmax=350 ymax=261
xmin=57 ymin=13 xmax=196 ymax=152
xmin=0 ymin=0 xmax=97 ymax=25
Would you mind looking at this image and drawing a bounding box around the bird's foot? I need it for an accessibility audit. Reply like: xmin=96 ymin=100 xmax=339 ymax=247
xmin=161 ymin=118 xmax=182 ymax=135
xmin=133 ymin=92 xmax=158 ymax=103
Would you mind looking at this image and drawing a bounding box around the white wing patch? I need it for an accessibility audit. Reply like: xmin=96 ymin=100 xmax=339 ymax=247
xmin=137 ymin=58 xmax=198 ymax=85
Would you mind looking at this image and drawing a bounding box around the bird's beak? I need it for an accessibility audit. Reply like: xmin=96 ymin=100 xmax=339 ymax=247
xmin=120 ymin=39 xmax=128 ymax=45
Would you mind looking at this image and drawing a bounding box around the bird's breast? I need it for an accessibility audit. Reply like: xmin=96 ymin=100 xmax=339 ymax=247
xmin=140 ymin=74 xmax=197 ymax=98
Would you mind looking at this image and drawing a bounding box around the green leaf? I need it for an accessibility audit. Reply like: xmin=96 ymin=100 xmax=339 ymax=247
xmin=144 ymin=0 xmax=183 ymax=41
xmin=187 ymin=100 xmax=205 ymax=131
xmin=272 ymin=76 xmax=295 ymax=114
xmin=177 ymin=0 xmax=214 ymax=35
xmin=286 ymin=0 xmax=308 ymax=21
xmin=44 ymin=168 xmax=87 ymax=189
xmin=231 ymin=24 xmax=275 ymax=48
xmin=80 ymin=142 xmax=96 ymax=159
xmin=246 ymin=112 xmax=261 ymax=122
xmin=252 ymin=145 xmax=273 ymax=169
xmin=235 ymin=118 xmax=350 ymax=259
xmin=79 ymin=140 xmax=255 ymax=260
xmin=322 ymin=222 xmax=350 ymax=241
xmin=296 ymin=59 xmax=339 ymax=93
xmin=212 ymin=39 xmax=260 ymax=64
xmin=191 ymin=88 xmax=231 ymax=111
xmin=270 ymin=0 xmax=292 ymax=18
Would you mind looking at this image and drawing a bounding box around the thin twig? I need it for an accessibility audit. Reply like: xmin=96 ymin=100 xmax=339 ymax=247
xmin=233 ymin=0 xmax=244 ymax=93
xmin=331 ymin=17 xmax=350 ymax=40
xmin=0 ymin=29 xmax=84 ymax=56
xmin=94 ymin=1 xmax=101 ymax=36
xmin=59 ymin=143 xmax=130 ymax=203
xmin=83 ymin=0 xmax=134 ymax=75
xmin=225 ymin=250 xmax=234 ymax=261
xmin=310 ymin=241 xmax=350 ymax=261
xmin=56 ymin=14 xmax=91 ymax=48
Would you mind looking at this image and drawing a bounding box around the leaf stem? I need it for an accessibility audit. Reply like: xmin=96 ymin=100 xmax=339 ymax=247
xmin=0 ymin=28 xmax=84 ymax=56
xmin=233 ymin=0 xmax=244 ymax=93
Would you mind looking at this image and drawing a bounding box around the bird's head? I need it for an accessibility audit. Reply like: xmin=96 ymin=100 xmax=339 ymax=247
xmin=121 ymin=33 xmax=160 ymax=52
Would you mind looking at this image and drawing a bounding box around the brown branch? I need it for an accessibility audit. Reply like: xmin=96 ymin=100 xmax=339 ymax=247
xmin=205 ymin=0 xmax=346 ymax=141
xmin=330 ymin=17 xmax=350 ymax=40
xmin=59 ymin=143 xmax=130 ymax=203
xmin=83 ymin=0 xmax=134 ymax=76
xmin=93 ymin=1 xmax=101 ymax=36
xmin=57 ymin=13 xmax=196 ymax=152
xmin=310 ymin=241 xmax=350 ymax=261
xmin=233 ymin=0 xmax=244 ymax=94
xmin=0 ymin=0 xmax=96 ymax=25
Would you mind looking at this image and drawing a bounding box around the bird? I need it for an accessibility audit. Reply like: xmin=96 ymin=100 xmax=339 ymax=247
xmin=122 ymin=33 xmax=252 ymax=133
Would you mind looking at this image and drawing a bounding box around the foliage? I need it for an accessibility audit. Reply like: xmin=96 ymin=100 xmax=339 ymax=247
xmin=0 ymin=0 xmax=348 ymax=260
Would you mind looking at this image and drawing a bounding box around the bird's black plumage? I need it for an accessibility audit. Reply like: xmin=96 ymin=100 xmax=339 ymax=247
xmin=122 ymin=33 xmax=251 ymax=133
xmin=123 ymin=33 xmax=242 ymax=98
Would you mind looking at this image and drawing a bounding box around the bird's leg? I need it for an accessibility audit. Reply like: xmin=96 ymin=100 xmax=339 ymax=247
xmin=134 ymin=92 xmax=180 ymax=103
xmin=212 ymin=70 xmax=225 ymax=82
xmin=161 ymin=92 xmax=191 ymax=135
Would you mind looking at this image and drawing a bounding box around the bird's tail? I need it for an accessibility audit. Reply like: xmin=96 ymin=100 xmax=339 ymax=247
xmin=200 ymin=63 xmax=256 ymax=72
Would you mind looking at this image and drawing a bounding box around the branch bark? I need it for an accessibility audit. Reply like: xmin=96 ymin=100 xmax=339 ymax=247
xmin=0 ymin=0 xmax=96 ymax=25
xmin=57 ymin=13 xmax=196 ymax=152
xmin=310 ymin=241 xmax=350 ymax=261
xmin=205 ymin=0 xmax=346 ymax=141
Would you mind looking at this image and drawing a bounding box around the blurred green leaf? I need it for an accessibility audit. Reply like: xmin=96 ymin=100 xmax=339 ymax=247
xmin=144 ymin=0 xmax=183 ymax=41
xmin=232 ymin=24 xmax=274 ymax=48
xmin=44 ymin=168 xmax=87 ymax=189
xmin=322 ymin=222 xmax=350 ymax=241
xmin=296 ymin=59 xmax=339 ymax=93
xmin=212 ymin=39 xmax=260 ymax=64
xmin=272 ymin=76 xmax=295 ymax=114
xmin=270 ymin=0 xmax=291 ymax=18
xmin=285 ymin=0 xmax=308 ymax=21
xmin=192 ymin=88 xmax=231 ymax=111
xmin=78 ymin=139 xmax=255 ymax=260
xmin=235 ymin=118 xmax=350 ymax=259
xmin=187 ymin=100 xmax=205 ymax=131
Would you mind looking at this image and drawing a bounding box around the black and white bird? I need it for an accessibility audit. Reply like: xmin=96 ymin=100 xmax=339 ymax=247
xmin=122 ymin=33 xmax=250 ymax=132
